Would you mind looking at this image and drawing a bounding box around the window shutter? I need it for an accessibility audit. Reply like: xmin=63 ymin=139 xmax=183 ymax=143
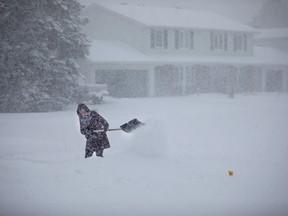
xmin=151 ymin=29 xmax=155 ymax=49
xmin=224 ymin=33 xmax=228 ymax=51
xmin=233 ymin=34 xmax=236 ymax=51
xmin=210 ymin=32 xmax=214 ymax=51
xmin=190 ymin=31 xmax=194 ymax=50
xmin=214 ymin=34 xmax=218 ymax=49
xmin=164 ymin=30 xmax=168 ymax=49
xmin=175 ymin=30 xmax=179 ymax=49
xmin=219 ymin=34 xmax=223 ymax=49
xmin=243 ymin=34 xmax=247 ymax=51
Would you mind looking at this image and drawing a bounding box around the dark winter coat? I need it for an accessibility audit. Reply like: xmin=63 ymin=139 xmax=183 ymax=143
xmin=77 ymin=104 xmax=110 ymax=158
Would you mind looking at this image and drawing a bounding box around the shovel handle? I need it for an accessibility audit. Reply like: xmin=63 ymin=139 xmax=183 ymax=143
xmin=107 ymin=128 xmax=122 ymax=131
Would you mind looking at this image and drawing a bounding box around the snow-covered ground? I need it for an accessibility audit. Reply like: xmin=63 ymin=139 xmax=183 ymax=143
xmin=1 ymin=93 xmax=288 ymax=216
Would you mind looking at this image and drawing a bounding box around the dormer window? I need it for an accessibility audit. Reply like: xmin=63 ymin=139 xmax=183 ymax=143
xmin=210 ymin=32 xmax=228 ymax=51
xmin=155 ymin=30 xmax=163 ymax=47
xmin=233 ymin=33 xmax=247 ymax=52
xmin=175 ymin=30 xmax=194 ymax=50
xmin=151 ymin=29 xmax=168 ymax=49
xmin=179 ymin=31 xmax=190 ymax=49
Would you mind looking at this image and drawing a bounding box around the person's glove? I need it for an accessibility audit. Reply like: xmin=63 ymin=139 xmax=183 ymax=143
xmin=93 ymin=129 xmax=104 ymax=133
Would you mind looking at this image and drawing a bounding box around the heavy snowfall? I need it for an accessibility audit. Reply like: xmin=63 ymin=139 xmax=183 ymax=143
xmin=1 ymin=0 xmax=288 ymax=216
xmin=1 ymin=94 xmax=288 ymax=216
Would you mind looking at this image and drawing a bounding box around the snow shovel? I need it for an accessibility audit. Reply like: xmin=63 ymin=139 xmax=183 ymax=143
xmin=108 ymin=118 xmax=144 ymax=133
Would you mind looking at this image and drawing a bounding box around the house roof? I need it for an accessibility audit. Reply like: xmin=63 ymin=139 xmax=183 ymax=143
xmin=88 ymin=3 xmax=256 ymax=32
xmin=254 ymin=28 xmax=288 ymax=39
xmin=87 ymin=40 xmax=288 ymax=65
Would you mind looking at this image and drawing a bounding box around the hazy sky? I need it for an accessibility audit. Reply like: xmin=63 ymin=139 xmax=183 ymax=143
xmin=77 ymin=0 xmax=266 ymax=24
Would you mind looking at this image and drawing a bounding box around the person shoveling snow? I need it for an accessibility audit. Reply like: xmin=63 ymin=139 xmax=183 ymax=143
xmin=76 ymin=104 xmax=144 ymax=158
xmin=76 ymin=104 xmax=110 ymax=158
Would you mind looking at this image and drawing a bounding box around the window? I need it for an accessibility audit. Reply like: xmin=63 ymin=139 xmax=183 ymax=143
xmin=151 ymin=29 xmax=168 ymax=49
xmin=179 ymin=31 xmax=189 ymax=49
xmin=233 ymin=33 xmax=248 ymax=51
xmin=155 ymin=30 xmax=163 ymax=47
xmin=175 ymin=30 xmax=194 ymax=50
xmin=210 ymin=32 xmax=228 ymax=51
xmin=224 ymin=33 xmax=228 ymax=51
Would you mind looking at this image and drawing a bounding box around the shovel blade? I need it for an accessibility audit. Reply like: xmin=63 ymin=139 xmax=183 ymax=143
xmin=120 ymin=118 xmax=144 ymax=133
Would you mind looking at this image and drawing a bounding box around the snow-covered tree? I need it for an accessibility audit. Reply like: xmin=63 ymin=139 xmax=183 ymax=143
xmin=250 ymin=0 xmax=288 ymax=28
xmin=0 ymin=0 xmax=89 ymax=112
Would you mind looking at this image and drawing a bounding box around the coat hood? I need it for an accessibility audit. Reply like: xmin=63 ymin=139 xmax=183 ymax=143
xmin=76 ymin=104 xmax=90 ymax=117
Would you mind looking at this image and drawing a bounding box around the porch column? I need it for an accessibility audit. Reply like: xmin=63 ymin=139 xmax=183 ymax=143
xmin=261 ymin=68 xmax=267 ymax=92
xmin=283 ymin=69 xmax=288 ymax=92
xmin=148 ymin=66 xmax=155 ymax=97
xmin=236 ymin=66 xmax=240 ymax=93
xmin=182 ymin=67 xmax=186 ymax=95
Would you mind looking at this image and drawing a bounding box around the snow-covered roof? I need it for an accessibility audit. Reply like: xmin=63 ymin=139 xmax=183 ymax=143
xmin=254 ymin=28 xmax=288 ymax=39
xmin=87 ymin=40 xmax=288 ymax=65
xmin=90 ymin=3 xmax=256 ymax=32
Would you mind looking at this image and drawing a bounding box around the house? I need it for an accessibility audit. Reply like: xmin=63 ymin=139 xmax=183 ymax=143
xmin=79 ymin=3 xmax=288 ymax=97
xmin=254 ymin=28 xmax=288 ymax=53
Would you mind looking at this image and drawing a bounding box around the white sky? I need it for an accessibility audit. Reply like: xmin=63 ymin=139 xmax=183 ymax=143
xmin=77 ymin=0 xmax=265 ymax=23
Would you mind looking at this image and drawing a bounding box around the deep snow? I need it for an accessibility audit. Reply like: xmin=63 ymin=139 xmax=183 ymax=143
xmin=1 ymin=93 xmax=288 ymax=216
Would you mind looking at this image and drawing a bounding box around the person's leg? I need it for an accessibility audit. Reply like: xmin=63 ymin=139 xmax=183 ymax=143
xmin=85 ymin=140 xmax=94 ymax=158
xmin=85 ymin=149 xmax=94 ymax=158
xmin=95 ymin=146 xmax=104 ymax=157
